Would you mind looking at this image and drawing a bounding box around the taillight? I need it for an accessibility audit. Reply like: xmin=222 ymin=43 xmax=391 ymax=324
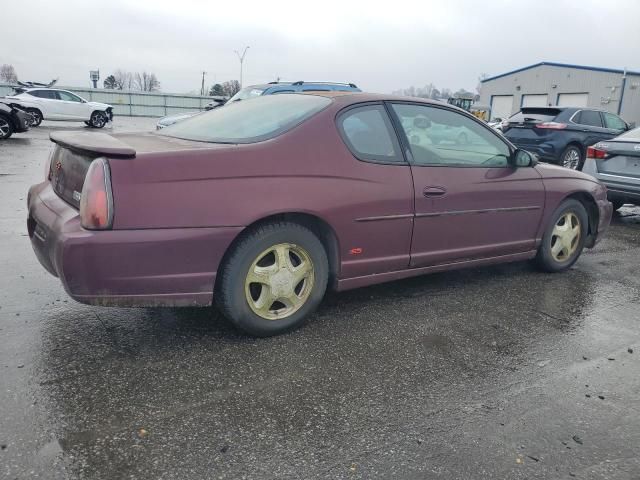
xmin=80 ymin=158 xmax=113 ymax=230
xmin=534 ymin=122 xmax=567 ymax=130
xmin=587 ymin=146 xmax=607 ymax=159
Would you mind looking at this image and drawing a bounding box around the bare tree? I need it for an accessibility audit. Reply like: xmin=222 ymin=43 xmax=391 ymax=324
xmin=112 ymin=70 xmax=134 ymax=90
xmin=0 ymin=64 xmax=18 ymax=83
xmin=134 ymin=72 xmax=161 ymax=92
xmin=222 ymin=80 xmax=241 ymax=97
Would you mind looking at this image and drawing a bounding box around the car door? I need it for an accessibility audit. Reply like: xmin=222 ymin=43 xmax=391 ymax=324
xmin=56 ymin=91 xmax=88 ymax=120
xmin=29 ymin=90 xmax=60 ymax=119
xmin=335 ymin=103 xmax=414 ymax=278
xmin=572 ymin=110 xmax=614 ymax=146
xmin=389 ymin=102 xmax=545 ymax=267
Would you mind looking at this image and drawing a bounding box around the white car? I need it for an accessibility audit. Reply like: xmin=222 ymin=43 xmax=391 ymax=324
xmin=5 ymin=88 xmax=113 ymax=128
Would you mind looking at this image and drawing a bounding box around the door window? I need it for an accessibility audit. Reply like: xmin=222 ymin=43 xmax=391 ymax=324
xmin=57 ymin=91 xmax=83 ymax=102
xmin=574 ymin=110 xmax=603 ymax=127
xmin=337 ymin=105 xmax=402 ymax=163
xmin=602 ymin=112 xmax=627 ymax=131
xmin=391 ymin=103 xmax=510 ymax=167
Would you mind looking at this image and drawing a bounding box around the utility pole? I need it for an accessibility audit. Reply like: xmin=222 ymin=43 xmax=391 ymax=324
xmin=234 ymin=46 xmax=250 ymax=87
xmin=200 ymin=71 xmax=207 ymax=96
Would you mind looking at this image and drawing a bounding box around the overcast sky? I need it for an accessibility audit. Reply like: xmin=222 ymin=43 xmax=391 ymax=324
xmin=1 ymin=0 xmax=638 ymax=94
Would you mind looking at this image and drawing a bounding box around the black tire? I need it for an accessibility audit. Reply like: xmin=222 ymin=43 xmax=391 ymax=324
xmin=535 ymin=199 xmax=588 ymax=273
xmin=611 ymin=199 xmax=625 ymax=211
xmin=216 ymin=222 xmax=329 ymax=337
xmin=84 ymin=121 xmax=92 ymax=127
xmin=0 ymin=115 xmax=14 ymax=140
xmin=90 ymin=111 xmax=108 ymax=128
xmin=560 ymin=145 xmax=583 ymax=170
xmin=26 ymin=108 xmax=42 ymax=127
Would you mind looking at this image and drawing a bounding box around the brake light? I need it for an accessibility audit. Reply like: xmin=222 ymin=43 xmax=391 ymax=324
xmin=80 ymin=158 xmax=113 ymax=230
xmin=534 ymin=122 xmax=567 ymax=130
xmin=587 ymin=146 xmax=607 ymax=159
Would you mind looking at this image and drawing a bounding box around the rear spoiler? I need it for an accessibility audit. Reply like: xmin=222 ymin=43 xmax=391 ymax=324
xmin=50 ymin=131 xmax=136 ymax=158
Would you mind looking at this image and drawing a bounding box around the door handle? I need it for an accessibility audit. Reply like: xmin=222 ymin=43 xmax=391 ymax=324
xmin=423 ymin=186 xmax=447 ymax=197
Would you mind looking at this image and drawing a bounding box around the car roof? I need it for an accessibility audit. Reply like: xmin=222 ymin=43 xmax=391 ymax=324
xmin=302 ymin=91 xmax=452 ymax=107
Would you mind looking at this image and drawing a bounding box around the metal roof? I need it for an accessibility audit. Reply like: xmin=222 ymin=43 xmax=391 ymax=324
xmin=481 ymin=62 xmax=640 ymax=83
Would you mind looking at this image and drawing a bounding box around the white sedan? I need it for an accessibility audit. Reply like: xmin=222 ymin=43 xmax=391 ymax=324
xmin=5 ymin=88 xmax=113 ymax=128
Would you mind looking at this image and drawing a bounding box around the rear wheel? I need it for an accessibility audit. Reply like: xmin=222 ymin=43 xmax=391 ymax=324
xmin=26 ymin=109 xmax=42 ymax=127
xmin=561 ymin=145 xmax=583 ymax=170
xmin=0 ymin=115 xmax=14 ymax=140
xmin=216 ymin=222 xmax=329 ymax=337
xmin=536 ymin=199 xmax=588 ymax=272
xmin=90 ymin=111 xmax=108 ymax=128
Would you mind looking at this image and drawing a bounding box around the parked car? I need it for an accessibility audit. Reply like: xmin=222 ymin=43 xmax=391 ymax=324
xmin=28 ymin=93 xmax=612 ymax=336
xmin=502 ymin=107 xmax=632 ymax=170
xmin=156 ymin=81 xmax=361 ymax=130
xmin=0 ymin=101 xmax=31 ymax=140
xmin=582 ymin=126 xmax=640 ymax=210
xmin=5 ymin=88 xmax=113 ymax=128
xmin=156 ymin=99 xmax=226 ymax=130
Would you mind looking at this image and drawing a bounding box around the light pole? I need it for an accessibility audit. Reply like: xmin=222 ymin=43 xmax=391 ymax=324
xmin=234 ymin=46 xmax=250 ymax=88
xmin=200 ymin=71 xmax=207 ymax=96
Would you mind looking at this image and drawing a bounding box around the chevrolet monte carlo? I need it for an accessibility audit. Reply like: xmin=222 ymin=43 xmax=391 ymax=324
xmin=27 ymin=93 xmax=613 ymax=336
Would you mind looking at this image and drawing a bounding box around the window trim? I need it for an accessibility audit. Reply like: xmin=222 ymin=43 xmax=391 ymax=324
xmin=386 ymin=100 xmax=515 ymax=168
xmin=335 ymin=102 xmax=406 ymax=165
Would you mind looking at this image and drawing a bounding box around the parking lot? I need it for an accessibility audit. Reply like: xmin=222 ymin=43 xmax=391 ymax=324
xmin=1 ymin=117 xmax=640 ymax=479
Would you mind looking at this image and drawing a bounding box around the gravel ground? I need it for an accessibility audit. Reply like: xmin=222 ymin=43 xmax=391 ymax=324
xmin=1 ymin=117 xmax=639 ymax=479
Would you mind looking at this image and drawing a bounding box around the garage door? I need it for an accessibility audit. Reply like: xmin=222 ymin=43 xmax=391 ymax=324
xmin=490 ymin=95 xmax=514 ymax=121
xmin=557 ymin=93 xmax=588 ymax=107
xmin=522 ymin=94 xmax=549 ymax=108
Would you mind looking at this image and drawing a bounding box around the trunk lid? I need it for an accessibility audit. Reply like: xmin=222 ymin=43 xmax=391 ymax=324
xmin=594 ymin=139 xmax=640 ymax=178
xmin=48 ymin=131 xmax=225 ymax=209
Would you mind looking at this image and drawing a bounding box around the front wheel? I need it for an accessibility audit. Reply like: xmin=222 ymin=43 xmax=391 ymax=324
xmin=90 ymin=111 xmax=108 ymax=128
xmin=561 ymin=145 xmax=583 ymax=170
xmin=216 ymin=222 xmax=329 ymax=337
xmin=535 ymin=199 xmax=588 ymax=272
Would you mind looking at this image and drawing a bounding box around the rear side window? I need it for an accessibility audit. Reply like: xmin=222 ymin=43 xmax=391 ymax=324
xmin=575 ymin=110 xmax=603 ymax=127
xmin=602 ymin=112 xmax=626 ymax=130
xmin=30 ymin=90 xmax=56 ymax=99
xmin=508 ymin=108 xmax=560 ymax=123
xmin=337 ymin=105 xmax=402 ymax=163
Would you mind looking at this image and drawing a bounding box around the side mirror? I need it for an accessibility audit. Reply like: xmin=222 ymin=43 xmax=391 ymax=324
xmin=627 ymin=121 xmax=636 ymax=130
xmin=513 ymin=149 xmax=534 ymax=167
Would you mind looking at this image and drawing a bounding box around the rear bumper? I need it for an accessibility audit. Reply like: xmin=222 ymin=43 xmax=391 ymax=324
xmin=27 ymin=182 xmax=242 ymax=307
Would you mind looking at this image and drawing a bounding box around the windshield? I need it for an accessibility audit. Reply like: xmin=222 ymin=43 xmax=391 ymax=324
xmin=157 ymin=94 xmax=331 ymax=143
xmin=227 ymin=86 xmax=266 ymax=103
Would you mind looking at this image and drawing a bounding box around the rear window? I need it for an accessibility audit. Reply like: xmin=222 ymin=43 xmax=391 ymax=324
xmin=618 ymin=126 xmax=640 ymax=140
xmin=508 ymin=108 xmax=561 ymax=123
xmin=158 ymin=94 xmax=331 ymax=143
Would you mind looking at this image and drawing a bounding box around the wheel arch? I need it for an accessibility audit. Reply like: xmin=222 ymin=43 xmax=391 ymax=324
xmin=215 ymin=212 xmax=341 ymax=292
xmin=564 ymin=191 xmax=599 ymax=247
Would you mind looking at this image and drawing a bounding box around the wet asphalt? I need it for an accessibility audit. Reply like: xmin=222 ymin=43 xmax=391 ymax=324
xmin=1 ymin=117 xmax=639 ymax=480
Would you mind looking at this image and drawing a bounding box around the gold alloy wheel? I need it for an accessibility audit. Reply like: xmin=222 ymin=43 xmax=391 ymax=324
xmin=550 ymin=212 xmax=581 ymax=262
xmin=244 ymin=243 xmax=315 ymax=320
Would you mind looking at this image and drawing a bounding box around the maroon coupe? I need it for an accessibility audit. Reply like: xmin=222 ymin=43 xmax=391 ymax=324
xmin=28 ymin=93 xmax=612 ymax=336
